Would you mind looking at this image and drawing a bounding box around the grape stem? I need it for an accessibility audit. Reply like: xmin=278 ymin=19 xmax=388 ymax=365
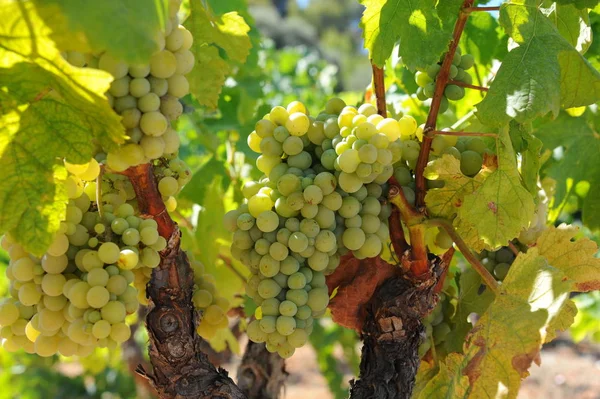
xmin=448 ymin=79 xmax=489 ymax=92
xmin=463 ymin=6 xmax=500 ymax=12
xmin=425 ymin=218 xmax=500 ymax=295
xmin=433 ymin=130 xmax=497 ymax=138
xmin=371 ymin=63 xmax=387 ymax=116
xmin=96 ymin=164 xmax=104 ymax=219
xmin=508 ymin=241 xmax=520 ymax=256
xmin=414 ymin=0 xmax=475 ymax=210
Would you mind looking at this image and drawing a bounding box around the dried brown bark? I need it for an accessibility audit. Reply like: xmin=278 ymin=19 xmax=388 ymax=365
xmin=124 ymin=164 xmax=246 ymax=399
xmin=238 ymin=341 xmax=287 ymax=399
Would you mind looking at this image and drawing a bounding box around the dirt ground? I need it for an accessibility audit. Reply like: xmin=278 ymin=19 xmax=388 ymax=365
xmin=227 ymin=336 xmax=600 ymax=399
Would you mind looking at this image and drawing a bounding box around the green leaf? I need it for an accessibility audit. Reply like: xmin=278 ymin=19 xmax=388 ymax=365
xmin=463 ymin=11 xmax=502 ymax=66
xmin=445 ymin=269 xmax=494 ymax=353
xmin=424 ymin=155 xmax=481 ymax=219
xmin=0 ymin=1 xmax=124 ymax=255
xmin=179 ymin=156 xmax=230 ymax=204
xmin=455 ymin=127 xmax=535 ymax=251
xmin=185 ymin=1 xmax=251 ymax=108
xmin=359 ymin=0 xmax=452 ymax=69
xmin=555 ymin=0 xmax=600 ymax=9
xmin=32 ymin=0 xmax=167 ymax=63
xmin=544 ymin=2 xmax=592 ymax=54
xmin=417 ymin=353 xmax=470 ymax=399
xmin=509 ymin=121 xmax=541 ymax=196
xmin=534 ymin=113 xmax=600 ymax=229
xmin=477 ymin=1 xmax=600 ymax=125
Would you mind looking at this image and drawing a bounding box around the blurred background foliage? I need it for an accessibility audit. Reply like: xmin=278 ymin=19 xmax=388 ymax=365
xmin=1 ymin=0 xmax=599 ymax=398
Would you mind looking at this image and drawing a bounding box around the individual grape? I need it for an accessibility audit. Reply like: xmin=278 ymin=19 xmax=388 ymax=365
xmin=256 ymin=211 xmax=279 ymax=233
xmin=92 ymin=320 xmax=111 ymax=339
xmin=276 ymin=316 xmax=296 ymax=336
xmin=306 ymin=288 xmax=329 ymax=312
xmin=444 ymin=84 xmax=465 ymax=101
xmin=460 ymin=150 xmax=483 ymax=176
xmin=41 ymin=274 xmax=66 ymax=296
xmin=459 ymin=54 xmax=475 ymax=69
xmin=247 ymin=320 xmax=267 ymax=343
xmin=0 ymin=302 xmax=19 ymax=326
xmin=150 ymin=50 xmax=177 ymax=78
xmin=279 ymin=300 xmax=298 ymax=317
xmin=358 ymin=234 xmax=382 ymax=258
xmin=494 ymin=263 xmax=510 ymax=281
xmin=98 ymin=242 xmax=120 ymax=264
xmin=269 ymin=242 xmax=289 ymax=262
xmin=315 ymin=230 xmax=336 ymax=253
xmin=342 ymin=228 xmax=366 ymax=251
xmin=338 ymin=172 xmax=362 ymax=193
xmin=98 ymin=53 xmax=128 ymax=79
xmin=140 ymin=111 xmax=168 ymax=137
xmin=87 ymin=286 xmax=110 ymax=308
xmin=288 ymin=232 xmax=309 ymax=253
xmin=130 ymin=78 xmax=151 ymax=97
xmin=101 ymin=301 xmax=126 ymax=324
xmin=12 ymin=258 xmax=35 ymax=282
xmin=258 ymin=279 xmax=282 ymax=299
xmin=339 ymin=196 xmax=361 ymax=218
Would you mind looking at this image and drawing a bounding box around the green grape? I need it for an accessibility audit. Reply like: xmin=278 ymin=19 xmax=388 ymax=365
xmin=286 ymin=289 xmax=308 ymax=307
xmin=87 ymin=286 xmax=110 ymax=308
xmin=314 ymin=172 xmax=336 ymax=195
xmin=41 ymin=274 xmax=66 ymax=296
xmin=415 ymin=71 xmax=433 ymax=87
xmin=359 ymin=234 xmax=383 ymax=258
xmin=287 ymin=328 xmax=308 ymax=348
xmin=308 ymin=251 xmax=328 ymax=271
xmin=342 ymin=228 xmax=366 ymax=251
xmin=260 ymin=298 xmax=281 ymax=316
xmin=98 ymin=242 xmax=120 ymax=264
xmin=110 ymin=323 xmax=131 ymax=343
xmin=494 ymin=263 xmax=510 ymax=280
xmin=259 ymin=316 xmax=277 ymax=333
xmin=98 ymin=53 xmax=128 ymax=79
xmin=269 ymin=242 xmax=289 ymax=262
xmin=423 ymin=82 xmax=435 ymax=98
xmin=140 ymin=227 xmax=159 ymax=245
xmin=12 ymin=258 xmax=35 ymax=282
xmin=101 ymin=301 xmax=126 ymax=324
xmin=435 ymin=229 xmax=453 ymax=249
xmin=129 ymin=78 xmax=150 ymax=97
xmin=339 ymin=196 xmax=361 ymax=218
xmin=149 ymin=50 xmax=177 ymax=78
xmin=439 ymin=96 xmax=449 ymax=113
xmin=345 ymin=215 xmax=362 ymax=228
xmin=287 ymin=272 xmax=306 ymax=290
xmin=158 ymin=176 xmax=179 ymax=197
xmin=402 ymin=186 xmax=416 ymax=206
xmin=361 ymin=214 xmax=380 ymax=234
xmin=117 ymin=249 xmax=139 ymax=270
xmin=160 ymin=95 xmax=183 ymax=121
xmin=287 ymin=152 xmax=312 ymax=169
xmin=444 ymin=84 xmax=465 ymax=101
xmin=256 ymin=211 xmax=279 ymax=233
xmin=496 ymin=248 xmax=515 ymax=264
xmin=141 ymin=247 xmax=160 ymax=268
xmin=320 ymin=149 xmax=337 ymax=170
xmin=338 ymin=172 xmax=362 ymax=193
xmin=307 ymin=288 xmax=329 ymax=312
xmin=257 ymin=278 xmax=282 ymax=299
xmin=288 ymin=232 xmax=309 ymax=253
xmin=280 ymin=256 xmax=300 ymax=275
xmin=361 ymin=197 xmax=381 ymax=215
xmin=247 ymin=320 xmax=267 ymax=343
xmin=92 ymin=320 xmax=111 ymax=339
xmin=0 ymin=302 xmax=19 ymax=326
xmin=285 ymin=112 xmax=310 ymax=136
xmin=282 ymin=135 xmax=303 ymax=156
xmin=140 ymin=111 xmax=168 ymax=137
xmin=279 ymin=300 xmax=297 ymax=317
xmin=460 ymin=150 xmax=483 ymax=176
xmin=427 ymin=64 xmax=441 ymax=79
xmin=129 ymin=63 xmax=150 ymax=78
xmin=276 ymin=315 xmax=296 ymax=336
xmin=314 ymin=230 xmax=336 ymax=253
xmin=466 ymin=138 xmax=487 ymax=154
xmin=459 ymin=54 xmax=474 ymax=70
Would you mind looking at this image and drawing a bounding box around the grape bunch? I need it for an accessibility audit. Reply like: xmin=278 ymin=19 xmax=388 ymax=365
xmin=0 ymin=164 xmax=164 ymax=356
xmin=63 ymin=0 xmax=191 ymax=171
xmin=153 ymin=155 xmax=193 ymax=213
xmin=226 ymin=99 xmax=419 ymax=357
xmin=415 ymin=49 xmax=475 ymax=112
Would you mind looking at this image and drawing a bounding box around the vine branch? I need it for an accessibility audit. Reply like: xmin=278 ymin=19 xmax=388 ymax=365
xmin=426 ymin=218 xmax=500 ymax=295
xmin=414 ymin=0 xmax=475 ymax=209
xmin=372 ymin=63 xmax=387 ymax=116
xmin=448 ymin=79 xmax=489 ymax=92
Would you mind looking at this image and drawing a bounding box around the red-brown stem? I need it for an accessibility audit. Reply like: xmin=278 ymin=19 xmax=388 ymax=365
xmin=414 ymin=0 xmax=474 ymax=209
xmin=508 ymin=241 xmax=520 ymax=256
xmin=372 ymin=63 xmax=387 ymax=116
xmin=389 ymin=205 xmax=409 ymax=258
xmin=433 ymin=247 xmax=455 ymax=294
xmin=433 ymin=130 xmax=497 ymax=138
xmin=448 ymin=79 xmax=489 ymax=92
xmin=122 ymin=163 xmax=175 ymax=239
xmin=463 ymin=6 xmax=500 ymax=12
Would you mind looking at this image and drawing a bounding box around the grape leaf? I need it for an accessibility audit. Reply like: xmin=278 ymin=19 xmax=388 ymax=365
xmin=424 ymin=155 xmax=481 ymax=219
xmin=445 ymin=269 xmax=494 ymax=353
xmin=417 ymin=353 xmax=470 ymax=399
xmin=32 ymin=0 xmax=167 ymax=63
xmin=536 ymin=225 xmax=600 ymax=291
xmin=455 ymin=128 xmax=535 ymax=251
xmin=534 ymin=113 xmax=600 ymax=229
xmin=509 ymin=121 xmax=541 ymax=196
xmin=463 ymin=11 xmax=503 ymax=66
xmin=544 ymin=2 xmax=592 ymax=54
xmin=0 ymin=1 xmax=124 ymax=255
xmin=179 ymin=156 xmax=230 ymax=205
xmin=359 ymin=0 xmax=452 ymax=69
xmin=424 ymin=250 xmax=572 ymax=398
xmin=477 ymin=1 xmax=600 ymax=126
xmin=555 ymin=0 xmax=600 ymax=9
xmin=185 ymin=2 xmax=251 ymax=108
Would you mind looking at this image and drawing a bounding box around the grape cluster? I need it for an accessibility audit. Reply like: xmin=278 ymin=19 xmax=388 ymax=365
xmin=415 ymin=50 xmax=474 ymax=112
xmin=153 ymin=156 xmax=193 ymax=213
xmin=63 ymin=1 xmax=191 ymax=172
xmin=480 ymin=246 xmax=516 ymax=282
xmin=0 ymin=165 xmax=164 ymax=356
xmin=226 ymin=99 xmax=419 ymax=357
xmin=419 ymin=289 xmax=454 ymax=357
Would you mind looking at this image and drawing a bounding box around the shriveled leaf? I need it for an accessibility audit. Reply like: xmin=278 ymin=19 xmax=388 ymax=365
xmin=424 ymin=155 xmax=481 ymax=219
xmin=185 ymin=2 xmax=251 ymax=108
xmin=359 ymin=0 xmax=451 ymax=69
xmin=455 ymin=127 xmax=535 ymax=251
xmin=0 ymin=1 xmax=124 ymax=255
xmin=534 ymin=113 xmax=600 ymax=229
xmin=477 ymin=1 xmax=600 ymax=125
xmin=536 ymin=225 xmax=600 ymax=292
xmin=32 ymin=0 xmax=166 ymax=62
xmin=326 ymin=254 xmax=396 ymax=331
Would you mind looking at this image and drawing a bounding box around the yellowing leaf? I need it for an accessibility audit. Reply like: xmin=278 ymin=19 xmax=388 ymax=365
xmin=185 ymin=2 xmax=251 ymax=108
xmin=535 ymin=225 xmax=600 ymax=292
xmin=430 ymin=250 xmax=572 ymax=398
xmin=455 ymin=127 xmax=535 ymax=251
xmin=0 ymin=1 xmax=124 ymax=255
xmin=424 ymin=155 xmax=481 ymax=219
xmin=418 ymin=353 xmax=470 ymax=399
